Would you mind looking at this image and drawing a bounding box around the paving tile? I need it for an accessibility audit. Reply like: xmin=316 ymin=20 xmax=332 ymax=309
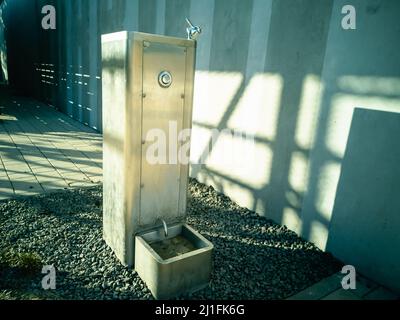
xmin=22 ymin=156 xmax=49 ymax=163
xmin=1 ymin=155 xmax=25 ymax=163
xmin=64 ymin=175 xmax=92 ymax=184
xmin=0 ymin=188 xmax=14 ymax=200
xmin=40 ymin=149 xmax=66 ymax=156
xmin=60 ymin=169 xmax=89 ymax=177
xmin=0 ymin=146 xmax=21 ymax=153
xmin=34 ymin=170 xmax=63 ymax=181
xmin=17 ymin=146 xmax=41 ymax=152
xmin=57 ymin=164 xmax=82 ymax=172
xmin=6 ymin=169 xmax=33 ymax=180
xmin=12 ymin=180 xmax=44 ymax=195
xmin=20 ymin=150 xmax=44 ymax=156
xmin=14 ymin=190 xmax=43 ymax=197
xmin=0 ymin=96 xmax=102 ymax=200
xmin=322 ymin=289 xmax=361 ymax=300
xmin=288 ymin=271 xmax=399 ymax=301
xmin=79 ymin=166 xmax=102 ymax=176
xmin=364 ymin=287 xmax=399 ymax=300
xmin=40 ymin=179 xmax=70 ymax=191
xmin=48 ymin=160 xmax=78 ymax=169
xmin=29 ymin=165 xmax=56 ymax=174
xmin=287 ymin=273 xmax=343 ymax=300
xmin=90 ymin=159 xmax=102 ymax=167
xmin=352 ymin=274 xmax=379 ymax=297
xmin=26 ymin=156 xmax=51 ymax=164
xmin=7 ymin=173 xmax=36 ymax=181
xmin=3 ymin=161 xmax=30 ymax=169
xmin=87 ymin=174 xmax=102 ymax=183
xmin=0 ymin=180 xmax=12 ymax=188
xmin=68 ymin=181 xmax=98 ymax=188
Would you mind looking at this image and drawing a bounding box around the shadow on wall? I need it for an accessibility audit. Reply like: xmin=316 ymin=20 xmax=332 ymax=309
xmin=189 ymin=0 xmax=334 ymax=238
xmin=326 ymin=108 xmax=400 ymax=292
xmin=187 ymin=0 xmax=400 ymax=292
xmin=188 ymin=0 xmax=400 ymax=265
xmin=190 ymin=72 xmax=400 ymax=248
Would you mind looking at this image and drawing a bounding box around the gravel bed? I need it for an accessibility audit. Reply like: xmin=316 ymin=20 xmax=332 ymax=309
xmin=0 ymin=178 xmax=342 ymax=300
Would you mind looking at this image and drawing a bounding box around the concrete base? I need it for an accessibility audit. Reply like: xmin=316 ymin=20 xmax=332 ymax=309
xmin=135 ymin=224 xmax=213 ymax=299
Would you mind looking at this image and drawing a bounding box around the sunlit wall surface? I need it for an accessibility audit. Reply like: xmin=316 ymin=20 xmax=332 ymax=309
xmin=1 ymin=0 xmax=399 ymax=292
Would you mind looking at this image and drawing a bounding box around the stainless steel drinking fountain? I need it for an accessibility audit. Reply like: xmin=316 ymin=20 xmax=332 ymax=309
xmin=101 ymin=23 xmax=213 ymax=299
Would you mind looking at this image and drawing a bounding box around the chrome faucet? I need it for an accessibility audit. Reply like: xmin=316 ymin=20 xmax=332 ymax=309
xmin=158 ymin=218 xmax=168 ymax=238
xmin=186 ymin=18 xmax=201 ymax=40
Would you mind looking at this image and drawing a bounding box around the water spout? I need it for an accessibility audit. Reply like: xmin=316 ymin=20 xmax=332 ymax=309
xmin=185 ymin=18 xmax=201 ymax=40
xmin=159 ymin=219 xmax=168 ymax=238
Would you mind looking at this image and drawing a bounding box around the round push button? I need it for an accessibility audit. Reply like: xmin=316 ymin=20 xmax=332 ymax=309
xmin=158 ymin=71 xmax=172 ymax=88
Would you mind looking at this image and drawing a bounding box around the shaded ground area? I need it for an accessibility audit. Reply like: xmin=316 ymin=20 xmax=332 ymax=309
xmin=0 ymin=179 xmax=341 ymax=300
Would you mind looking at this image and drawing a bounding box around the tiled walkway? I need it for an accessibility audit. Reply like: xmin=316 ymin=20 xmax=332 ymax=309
xmin=288 ymin=272 xmax=399 ymax=300
xmin=0 ymin=93 xmax=102 ymax=200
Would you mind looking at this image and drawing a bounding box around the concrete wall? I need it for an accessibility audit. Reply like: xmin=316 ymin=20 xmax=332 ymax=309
xmin=0 ymin=1 xmax=9 ymax=83
xmin=302 ymin=0 xmax=400 ymax=292
xmin=1 ymin=0 xmax=134 ymax=130
xmin=2 ymin=0 xmax=40 ymax=94
xmin=2 ymin=0 xmax=400 ymax=292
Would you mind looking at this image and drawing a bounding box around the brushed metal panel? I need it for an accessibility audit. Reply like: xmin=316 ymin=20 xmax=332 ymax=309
xmin=124 ymin=35 xmax=144 ymax=266
xmin=133 ymin=32 xmax=195 ymax=48
xmin=140 ymin=41 xmax=186 ymax=226
xmin=101 ymin=32 xmax=129 ymax=265
xmin=178 ymin=45 xmax=196 ymax=217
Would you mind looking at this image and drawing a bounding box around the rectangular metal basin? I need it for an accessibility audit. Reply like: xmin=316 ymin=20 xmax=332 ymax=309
xmin=135 ymin=223 xmax=213 ymax=299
